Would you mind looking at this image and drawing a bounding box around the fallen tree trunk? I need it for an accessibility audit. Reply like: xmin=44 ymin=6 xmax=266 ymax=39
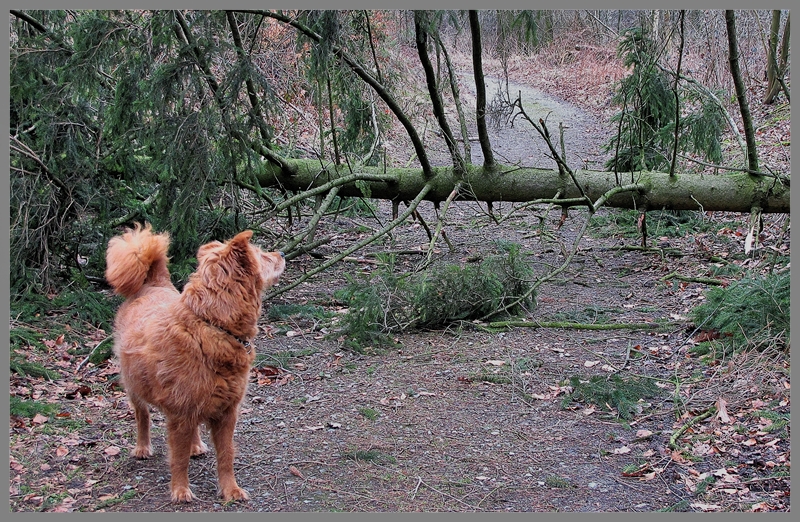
xmin=258 ymin=159 xmax=790 ymax=214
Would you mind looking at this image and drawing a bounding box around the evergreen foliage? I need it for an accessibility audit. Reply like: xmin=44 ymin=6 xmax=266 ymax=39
xmin=605 ymin=28 xmax=724 ymax=172
xmin=10 ymin=10 xmax=396 ymax=295
xmin=561 ymin=374 xmax=662 ymax=420
xmin=690 ymin=271 xmax=790 ymax=351
xmin=336 ymin=242 xmax=536 ymax=351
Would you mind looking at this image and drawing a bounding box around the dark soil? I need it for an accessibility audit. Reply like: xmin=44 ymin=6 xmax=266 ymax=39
xmin=9 ymin=53 xmax=790 ymax=513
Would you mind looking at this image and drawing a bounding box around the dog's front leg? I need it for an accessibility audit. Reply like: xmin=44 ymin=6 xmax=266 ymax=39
xmin=209 ymin=409 xmax=249 ymax=501
xmin=166 ymin=417 xmax=198 ymax=502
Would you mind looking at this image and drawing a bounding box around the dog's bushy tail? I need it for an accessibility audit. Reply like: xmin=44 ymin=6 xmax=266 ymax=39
xmin=105 ymin=223 xmax=172 ymax=298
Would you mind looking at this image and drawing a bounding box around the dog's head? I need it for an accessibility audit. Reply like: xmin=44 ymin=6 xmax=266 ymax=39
xmin=194 ymin=230 xmax=285 ymax=293
xmin=182 ymin=231 xmax=285 ymax=326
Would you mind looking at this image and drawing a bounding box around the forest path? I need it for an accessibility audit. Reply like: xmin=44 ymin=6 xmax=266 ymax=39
xmin=447 ymin=72 xmax=614 ymax=171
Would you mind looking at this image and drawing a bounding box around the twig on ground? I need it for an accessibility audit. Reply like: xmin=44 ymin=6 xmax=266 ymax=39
xmin=659 ymin=271 xmax=727 ymax=286
xmin=487 ymin=320 xmax=664 ymax=331
xmin=669 ymin=406 xmax=716 ymax=450
xmin=76 ymin=336 xmax=113 ymax=372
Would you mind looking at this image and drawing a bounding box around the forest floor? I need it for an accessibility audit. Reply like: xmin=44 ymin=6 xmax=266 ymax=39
xmin=9 ymin=48 xmax=791 ymax=513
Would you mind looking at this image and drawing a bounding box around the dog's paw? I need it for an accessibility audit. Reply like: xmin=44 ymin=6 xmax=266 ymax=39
xmin=130 ymin=445 xmax=152 ymax=459
xmin=221 ymin=485 xmax=250 ymax=502
xmin=171 ymin=486 xmax=197 ymax=503
xmin=191 ymin=440 xmax=209 ymax=456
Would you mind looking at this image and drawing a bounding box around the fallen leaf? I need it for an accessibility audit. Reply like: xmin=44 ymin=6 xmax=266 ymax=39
xmin=583 ymin=360 xmax=600 ymax=367
xmin=55 ymin=446 xmax=69 ymax=458
xmin=32 ymin=414 xmax=49 ymax=425
xmin=104 ymin=445 xmax=121 ymax=456
xmin=624 ymin=464 xmax=654 ymax=478
xmin=744 ymin=228 xmax=754 ymax=254
xmin=255 ymin=366 xmax=281 ymax=377
xmin=635 ymin=429 xmax=653 ymax=439
xmin=751 ymin=502 xmax=774 ymax=512
xmin=288 ymin=465 xmax=305 ymax=479
xmin=485 ymin=360 xmax=506 ymax=366
xmin=715 ymin=398 xmax=731 ymax=424
xmin=51 ymin=496 xmax=76 ymax=512
xmin=671 ymin=451 xmax=689 ymax=464
xmin=613 ymin=446 xmax=631 ymax=455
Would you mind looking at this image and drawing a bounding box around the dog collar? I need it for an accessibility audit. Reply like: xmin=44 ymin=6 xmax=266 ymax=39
xmin=205 ymin=320 xmax=253 ymax=353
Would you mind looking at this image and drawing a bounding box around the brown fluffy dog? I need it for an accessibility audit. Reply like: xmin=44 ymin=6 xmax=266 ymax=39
xmin=105 ymin=223 xmax=285 ymax=502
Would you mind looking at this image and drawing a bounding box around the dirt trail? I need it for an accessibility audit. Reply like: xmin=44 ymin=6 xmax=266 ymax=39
xmin=453 ymin=73 xmax=613 ymax=170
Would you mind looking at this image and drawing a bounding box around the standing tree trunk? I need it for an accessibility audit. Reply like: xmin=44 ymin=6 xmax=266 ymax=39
xmin=764 ymin=10 xmax=782 ymax=103
xmin=724 ymin=10 xmax=759 ymax=172
xmin=469 ymin=10 xmax=495 ymax=169
xmin=764 ymin=10 xmax=790 ymax=104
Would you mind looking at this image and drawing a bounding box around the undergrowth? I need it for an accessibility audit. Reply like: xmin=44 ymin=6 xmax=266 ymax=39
xmin=335 ymin=241 xmax=536 ymax=352
xmin=561 ymin=374 xmax=662 ymax=420
xmin=690 ymin=271 xmax=790 ymax=354
xmin=10 ymin=288 xmax=119 ymax=377
xmin=590 ymin=208 xmax=739 ymax=240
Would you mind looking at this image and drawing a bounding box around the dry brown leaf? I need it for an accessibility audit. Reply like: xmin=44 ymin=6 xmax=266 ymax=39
xmin=103 ymin=445 xmax=120 ymax=456
xmin=51 ymin=496 xmax=76 ymax=512
xmin=289 ymin=465 xmax=305 ymax=479
xmin=715 ymin=398 xmax=731 ymax=424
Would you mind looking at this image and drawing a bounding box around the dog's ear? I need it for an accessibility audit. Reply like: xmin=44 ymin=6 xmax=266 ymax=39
xmin=229 ymin=230 xmax=253 ymax=249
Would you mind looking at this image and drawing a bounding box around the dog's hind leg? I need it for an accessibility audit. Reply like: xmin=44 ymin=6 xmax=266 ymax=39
xmin=166 ymin=416 xmax=198 ymax=502
xmin=209 ymin=409 xmax=249 ymax=501
xmin=191 ymin=425 xmax=209 ymax=456
xmin=129 ymin=394 xmax=153 ymax=459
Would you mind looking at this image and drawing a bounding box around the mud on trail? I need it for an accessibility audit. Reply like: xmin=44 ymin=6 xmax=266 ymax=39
xmin=10 ymin=67 xmax=789 ymax=513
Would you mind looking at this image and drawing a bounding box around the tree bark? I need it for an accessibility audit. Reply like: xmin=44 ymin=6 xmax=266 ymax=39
xmin=764 ymin=10 xmax=790 ymax=104
xmin=724 ymin=10 xmax=759 ymax=172
xmin=414 ymin=11 xmax=465 ymax=175
xmin=258 ymin=159 xmax=789 ymax=214
xmin=764 ymin=10 xmax=781 ymax=104
xmin=469 ymin=10 xmax=495 ymax=169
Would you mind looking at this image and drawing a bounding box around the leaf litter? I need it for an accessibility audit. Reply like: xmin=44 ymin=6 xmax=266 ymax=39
xmin=9 ymin=50 xmax=790 ymax=513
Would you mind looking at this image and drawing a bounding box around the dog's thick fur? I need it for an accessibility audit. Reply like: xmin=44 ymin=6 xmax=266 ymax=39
xmin=105 ymin=223 xmax=285 ymax=502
